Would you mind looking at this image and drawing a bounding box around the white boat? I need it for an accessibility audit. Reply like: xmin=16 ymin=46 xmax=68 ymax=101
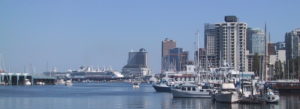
xmin=239 ymin=80 xmax=257 ymax=98
xmin=24 ymin=79 xmax=32 ymax=86
xmin=0 ymin=82 xmax=6 ymax=85
xmin=65 ymin=80 xmax=73 ymax=86
xmin=262 ymin=89 xmax=280 ymax=103
xmin=36 ymin=81 xmax=45 ymax=85
xmin=214 ymin=83 xmax=240 ymax=103
xmin=238 ymin=79 xmax=281 ymax=104
xmin=172 ymin=83 xmax=214 ymax=98
xmin=56 ymin=79 xmax=65 ymax=85
xmin=132 ymin=82 xmax=140 ymax=88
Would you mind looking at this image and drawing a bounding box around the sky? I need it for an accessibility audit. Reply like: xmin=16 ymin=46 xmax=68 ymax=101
xmin=0 ymin=0 xmax=300 ymax=73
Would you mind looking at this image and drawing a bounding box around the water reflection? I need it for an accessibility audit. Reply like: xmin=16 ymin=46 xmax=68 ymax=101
xmin=171 ymin=98 xmax=212 ymax=109
xmin=169 ymin=95 xmax=300 ymax=109
xmin=280 ymin=94 xmax=300 ymax=109
xmin=0 ymin=83 xmax=300 ymax=109
xmin=171 ymin=98 xmax=242 ymax=109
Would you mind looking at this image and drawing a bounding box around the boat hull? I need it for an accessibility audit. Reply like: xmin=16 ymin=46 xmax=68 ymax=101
xmin=172 ymin=89 xmax=211 ymax=98
xmin=133 ymin=85 xmax=140 ymax=88
xmin=214 ymin=93 xmax=239 ymax=103
xmin=263 ymin=94 xmax=280 ymax=103
xmin=153 ymin=85 xmax=171 ymax=92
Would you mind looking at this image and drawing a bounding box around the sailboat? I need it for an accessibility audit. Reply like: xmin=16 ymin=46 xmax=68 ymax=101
xmin=171 ymin=31 xmax=214 ymax=98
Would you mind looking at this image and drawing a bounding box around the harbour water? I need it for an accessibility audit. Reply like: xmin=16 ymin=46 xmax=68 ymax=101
xmin=0 ymin=83 xmax=299 ymax=109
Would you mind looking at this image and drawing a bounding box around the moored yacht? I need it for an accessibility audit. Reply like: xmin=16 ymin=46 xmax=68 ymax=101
xmin=239 ymin=80 xmax=257 ymax=98
xmin=214 ymin=83 xmax=240 ymax=103
xmin=24 ymin=79 xmax=32 ymax=86
xmin=153 ymin=82 xmax=171 ymax=92
xmin=153 ymin=72 xmax=173 ymax=92
xmin=132 ymin=82 xmax=140 ymax=88
xmin=65 ymin=79 xmax=73 ymax=86
xmin=56 ymin=79 xmax=65 ymax=85
xmin=261 ymin=88 xmax=280 ymax=103
xmin=36 ymin=81 xmax=45 ymax=85
xmin=172 ymin=83 xmax=214 ymax=98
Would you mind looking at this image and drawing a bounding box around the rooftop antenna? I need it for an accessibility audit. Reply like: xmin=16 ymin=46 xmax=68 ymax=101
xmin=269 ymin=32 xmax=271 ymax=43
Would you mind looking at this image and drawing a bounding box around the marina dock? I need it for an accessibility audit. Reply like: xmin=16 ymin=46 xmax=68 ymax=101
xmin=266 ymin=81 xmax=300 ymax=93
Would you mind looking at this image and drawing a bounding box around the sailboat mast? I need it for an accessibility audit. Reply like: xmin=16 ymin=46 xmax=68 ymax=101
xmin=264 ymin=23 xmax=268 ymax=81
xmin=196 ymin=31 xmax=200 ymax=70
xmin=196 ymin=30 xmax=202 ymax=82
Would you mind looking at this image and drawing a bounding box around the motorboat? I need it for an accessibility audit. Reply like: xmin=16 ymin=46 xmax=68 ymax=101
xmin=238 ymin=79 xmax=281 ymax=104
xmin=172 ymin=83 xmax=214 ymax=98
xmin=214 ymin=83 xmax=240 ymax=103
xmin=153 ymin=71 xmax=175 ymax=92
xmin=153 ymin=82 xmax=171 ymax=92
xmin=56 ymin=79 xmax=65 ymax=85
xmin=24 ymin=79 xmax=32 ymax=86
xmin=36 ymin=81 xmax=45 ymax=85
xmin=132 ymin=82 xmax=140 ymax=88
xmin=65 ymin=79 xmax=73 ymax=86
xmin=239 ymin=80 xmax=257 ymax=98
xmin=261 ymin=89 xmax=280 ymax=103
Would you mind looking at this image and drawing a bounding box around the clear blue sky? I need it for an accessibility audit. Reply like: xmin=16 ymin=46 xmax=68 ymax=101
xmin=0 ymin=0 xmax=299 ymax=73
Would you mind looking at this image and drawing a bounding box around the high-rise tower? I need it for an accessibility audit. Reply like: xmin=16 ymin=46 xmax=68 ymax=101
xmin=122 ymin=48 xmax=150 ymax=77
xmin=204 ymin=16 xmax=247 ymax=72
xmin=285 ymin=28 xmax=300 ymax=60
xmin=161 ymin=38 xmax=176 ymax=72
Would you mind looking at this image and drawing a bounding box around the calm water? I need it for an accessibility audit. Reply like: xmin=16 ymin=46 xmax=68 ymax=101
xmin=0 ymin=83 xmax=299 ymax=109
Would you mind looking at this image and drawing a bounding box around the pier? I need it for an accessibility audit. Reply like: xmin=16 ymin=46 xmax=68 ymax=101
xmin=266 ymin=81 xmax=300 ymax=93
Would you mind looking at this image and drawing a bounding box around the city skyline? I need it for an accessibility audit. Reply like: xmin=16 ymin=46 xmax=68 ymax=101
xmin=1 ymin=0 xmax=300 ymax=73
